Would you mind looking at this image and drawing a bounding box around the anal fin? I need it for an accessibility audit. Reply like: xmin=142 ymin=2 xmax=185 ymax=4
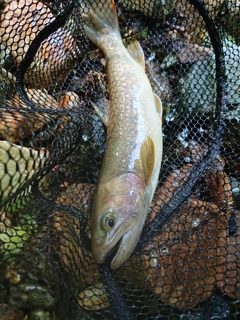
xmin=154 ymin=93 xmax=162 ymax=120
xmin=91 ymin=98 xmax=110 ymax=126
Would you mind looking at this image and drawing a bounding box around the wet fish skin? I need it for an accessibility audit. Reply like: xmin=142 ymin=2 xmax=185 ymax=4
xmin=83 ymin=0 xmax=162 ymax=269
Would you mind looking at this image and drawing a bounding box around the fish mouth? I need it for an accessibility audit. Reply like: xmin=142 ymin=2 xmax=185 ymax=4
xmin=105 ymin=236 xmax=123 ymax=264
xmin=110 ymin=230 xmax=137 ymax=270
xmin=107 ymin=221 xmax=142 ymax=269
xmin=92 ymin=234 xmax=123 ymax=265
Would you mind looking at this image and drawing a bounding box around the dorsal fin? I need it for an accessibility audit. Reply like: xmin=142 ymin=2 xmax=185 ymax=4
xmin=127 ymin=41 xmax=145 ymax=68
xmin=140 ymin=136 xmax=155 ymax=186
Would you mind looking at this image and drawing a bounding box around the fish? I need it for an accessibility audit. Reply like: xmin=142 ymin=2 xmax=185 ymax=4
xmin=82 ymin=0 xmax=163 ymax=270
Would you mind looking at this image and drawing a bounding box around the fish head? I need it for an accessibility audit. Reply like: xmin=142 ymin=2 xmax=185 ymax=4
xmin=91 ymin=172 xmax=148 ymax=270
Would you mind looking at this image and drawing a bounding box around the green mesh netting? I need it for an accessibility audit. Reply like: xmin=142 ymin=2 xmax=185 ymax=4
xmin=0 ymin=0 xmax=239 ymax=319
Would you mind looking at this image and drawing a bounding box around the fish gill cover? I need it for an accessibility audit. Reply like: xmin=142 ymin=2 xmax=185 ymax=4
xmin=0 ymin=0 xmax=239 ymax=319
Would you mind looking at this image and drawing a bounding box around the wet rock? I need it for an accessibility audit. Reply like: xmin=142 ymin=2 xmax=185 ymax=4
xmin=118 ymin=0 xmax=176 ymax=19
xmin=199 ymin=294 xmax=231 ymax=320
xmin=229 ymin=176 xmax=240 ymax=208
xmin=0 ymin=0 xmax=79 ymax=90
xmin=221 ymin=0 xmax=240 ymax=45
xmin=175 ymin=0 xmax=224 ymax=44
xmin=179 ymin=43 xmax=240 ymax=115
xmin=28 ymin=310 xmax=53 ymax=320
xmin=0 ymin=303 xmax=23 ymax=320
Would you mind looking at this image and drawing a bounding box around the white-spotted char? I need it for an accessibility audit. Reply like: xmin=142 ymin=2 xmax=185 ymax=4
xmin=83 ymin=0 xmax=163 ymax=269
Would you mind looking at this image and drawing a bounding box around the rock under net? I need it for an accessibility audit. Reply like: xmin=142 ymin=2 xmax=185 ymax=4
xmin=0 ymin=0 xmax=239 ymax=319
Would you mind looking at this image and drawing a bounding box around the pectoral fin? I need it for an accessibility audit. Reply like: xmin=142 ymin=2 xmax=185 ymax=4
xmin=91 ymin=98 xmax=110 ymax=126
xmin=140 ymin=136 xmax=155 ymax=186
xmin=127 ymin=41 xmax=145 ymax=69
xmin=154 ymin=93 xmax=162 ymax=119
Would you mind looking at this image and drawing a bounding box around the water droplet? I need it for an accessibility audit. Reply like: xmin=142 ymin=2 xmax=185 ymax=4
xmin=82 ymin=135 xmax=88 ymax=141
xmin=192 ymin=218 xmax=201 ymax=228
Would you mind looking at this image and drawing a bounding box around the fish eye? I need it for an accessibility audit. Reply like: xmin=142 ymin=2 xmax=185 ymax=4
xmin=101 ymin=213 xmax=117 ymax=231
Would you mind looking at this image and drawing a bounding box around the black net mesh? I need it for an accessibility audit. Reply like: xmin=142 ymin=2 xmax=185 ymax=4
xmin=0 ymin=0 xmax=240 ymax=319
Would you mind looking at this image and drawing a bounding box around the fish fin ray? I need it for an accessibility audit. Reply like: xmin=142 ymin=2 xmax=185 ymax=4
xmin=82 ymin=0 xmax=120 ymax=47
xmin=154 ymin=93 xmax=162 ymax=119
xmin=140 ymin=136 xmax=155 ymax=186
xmin=127 ymin=41 xmax=145 ymax=68
xmin=91 ymin=98 xmax=110 ymax=126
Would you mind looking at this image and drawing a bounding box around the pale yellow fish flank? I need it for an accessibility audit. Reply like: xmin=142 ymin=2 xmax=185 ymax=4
xmin=83 ymin=0 xmax=163 ymax=269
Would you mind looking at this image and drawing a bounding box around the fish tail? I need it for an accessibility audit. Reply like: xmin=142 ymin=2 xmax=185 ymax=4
xmin=82 ymin=0 xmax=120 ymax=49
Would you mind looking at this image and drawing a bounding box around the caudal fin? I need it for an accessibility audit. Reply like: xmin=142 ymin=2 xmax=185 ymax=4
xmin=82 ymin=0 xmax=120 ymax=48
